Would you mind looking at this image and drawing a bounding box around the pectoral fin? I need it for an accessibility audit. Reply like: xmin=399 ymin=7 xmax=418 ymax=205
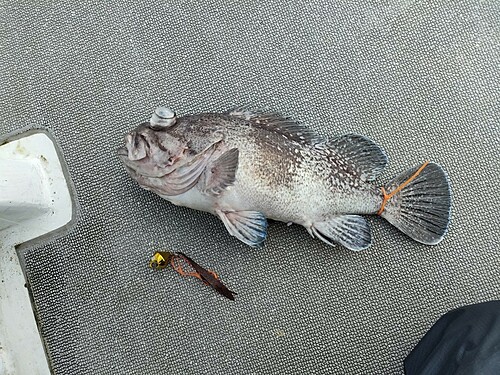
xmin=203 ymin=148 xmax=239 ymax=196
xmin=158 ymin=141 xmax=222 ymax=196
xmin=216 ymin=210 xmax=268 ymax=247
xmin=311 ymin=215 xmax=371 ymax=251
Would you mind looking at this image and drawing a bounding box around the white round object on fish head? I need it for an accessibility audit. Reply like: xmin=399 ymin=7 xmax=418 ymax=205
xmin=150 ymin=106 xmax=176 ymax=128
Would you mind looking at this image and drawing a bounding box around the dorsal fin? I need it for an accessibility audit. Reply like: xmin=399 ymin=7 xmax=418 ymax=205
xmin=325 ymin=134 xmax=388 ymax=182
xmin=228 ymin=109 xmax=323 ymax=144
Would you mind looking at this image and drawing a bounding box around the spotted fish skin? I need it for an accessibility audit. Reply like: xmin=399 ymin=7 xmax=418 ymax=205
xmin=118 ymin=108 xmax=451 ymax=251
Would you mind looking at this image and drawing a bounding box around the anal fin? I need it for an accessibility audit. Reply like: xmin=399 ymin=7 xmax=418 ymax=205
xmin=216 ymin=210 xmax=268 ymax=247
xmin=311 ymin=215 xmax=372 ymax=251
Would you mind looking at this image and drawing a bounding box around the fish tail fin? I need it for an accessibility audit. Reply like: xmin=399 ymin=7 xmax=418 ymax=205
xmin=378 ymin=161 xmax=451 ymax=245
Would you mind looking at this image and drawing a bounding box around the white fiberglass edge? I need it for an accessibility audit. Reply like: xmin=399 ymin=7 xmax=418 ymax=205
xmin=0 ymin=130 xmax=74 ymax=375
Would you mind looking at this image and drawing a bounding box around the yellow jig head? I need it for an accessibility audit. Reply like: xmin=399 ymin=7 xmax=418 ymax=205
xmin=149 ymin=251 xmax=173 ymax=270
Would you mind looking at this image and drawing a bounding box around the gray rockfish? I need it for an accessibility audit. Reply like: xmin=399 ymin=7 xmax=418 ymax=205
xmin=117 ymin=107 xmax=451 ymax=251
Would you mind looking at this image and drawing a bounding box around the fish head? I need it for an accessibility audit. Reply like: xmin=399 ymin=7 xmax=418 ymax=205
xmin=117 ymin=108 xmax=188 ymax=178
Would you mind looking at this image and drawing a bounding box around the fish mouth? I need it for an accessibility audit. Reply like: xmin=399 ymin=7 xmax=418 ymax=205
xmin=116 ymin=147 xmax=128 ymax=157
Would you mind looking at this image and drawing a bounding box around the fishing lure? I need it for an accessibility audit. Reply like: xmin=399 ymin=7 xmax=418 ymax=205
xmin=149 ymin=251 xmax=236 ymax=301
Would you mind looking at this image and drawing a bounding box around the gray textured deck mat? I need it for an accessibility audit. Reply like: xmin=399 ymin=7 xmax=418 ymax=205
xmin=2 ymin=1 xmax=499 ymax=374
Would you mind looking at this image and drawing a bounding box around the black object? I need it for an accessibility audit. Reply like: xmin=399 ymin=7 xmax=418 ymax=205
xmin=405 ymin=301 xmax=500 ymax=375
xmin=176 ymin=252 xmax=237 ymax=301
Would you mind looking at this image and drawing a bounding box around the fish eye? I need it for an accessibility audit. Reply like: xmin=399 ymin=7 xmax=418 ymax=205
xmin=155 ymin=107 xmax=175 ymax=119
xmin=150 ymin=106 xmax=176 ymax=128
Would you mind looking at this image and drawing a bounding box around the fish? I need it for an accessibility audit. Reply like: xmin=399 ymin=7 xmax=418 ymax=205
xmin=117 ymin=106 xmax=451 ymax=251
